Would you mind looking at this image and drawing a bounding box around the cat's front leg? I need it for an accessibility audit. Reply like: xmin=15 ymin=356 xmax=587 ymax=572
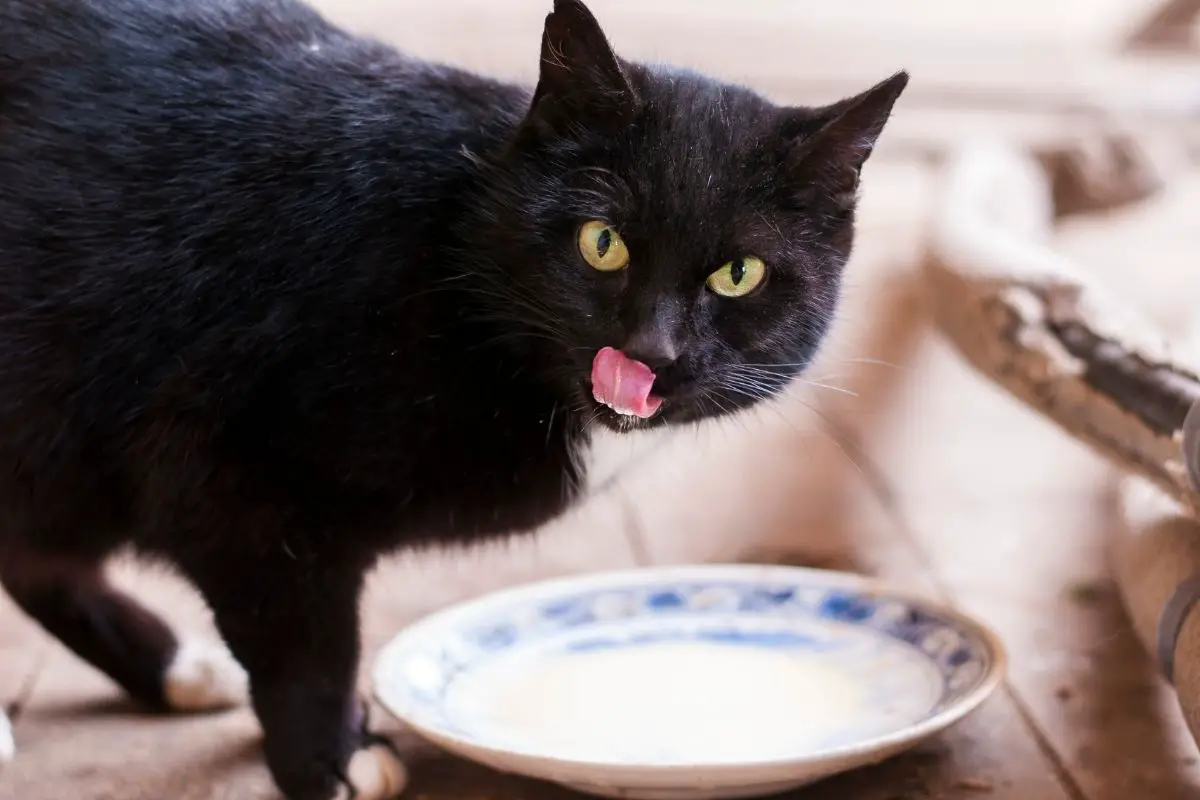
xmin=185 ymin=554 xmax=407 ymax=800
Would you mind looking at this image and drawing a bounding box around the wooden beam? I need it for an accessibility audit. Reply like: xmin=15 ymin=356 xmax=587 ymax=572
xmin=1125 ymin=0 xmax=1200 ymax=52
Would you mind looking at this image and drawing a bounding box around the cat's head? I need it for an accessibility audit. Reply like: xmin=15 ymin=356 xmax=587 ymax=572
xmin=466 ymin=0 xmax=907 ymax=432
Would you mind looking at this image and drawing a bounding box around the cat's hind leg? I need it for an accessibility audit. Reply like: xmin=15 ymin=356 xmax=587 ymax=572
xmin=0 ymin=549 xmax=246 ymax=713
xmin=161 ymin=636 xmax=249 ymax=712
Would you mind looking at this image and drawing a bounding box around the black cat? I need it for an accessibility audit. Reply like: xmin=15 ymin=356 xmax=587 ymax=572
xmin=0 ymin=0 xmax=907 ymax=797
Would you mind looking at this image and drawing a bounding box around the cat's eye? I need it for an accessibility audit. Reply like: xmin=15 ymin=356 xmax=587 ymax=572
xmin=706 ymin=256 xmax=766 ymax=298
xmin=578 ymin=221 xmax=630 ymax=272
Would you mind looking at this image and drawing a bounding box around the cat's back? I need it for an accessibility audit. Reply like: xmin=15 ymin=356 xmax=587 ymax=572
xmin=0 ymin=0 xmax=348 ymax=98
xmin=1 ymin=0 xmax=331 ymax=46
xmin=0 ymin=0 xmax=516 ymax=176
xmin=0 ymin=0 xmax=522 ymax=235
xmin=0 ymin=0 xmax=523 ymax=308
xmin=0 ymin=0 xmax=525 ymax=440
xmin=0 ymin=0 xmax=402 ymax=77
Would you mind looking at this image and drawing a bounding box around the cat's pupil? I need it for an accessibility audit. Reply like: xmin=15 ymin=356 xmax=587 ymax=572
xmin=730 ymin=258 xmax=745 ymax=285
xmin=596 ymin=228 xmax=611 ymax=258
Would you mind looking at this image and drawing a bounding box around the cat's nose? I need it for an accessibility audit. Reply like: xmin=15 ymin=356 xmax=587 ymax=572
xmin=622 ymin=328 xmax=678 ymax=370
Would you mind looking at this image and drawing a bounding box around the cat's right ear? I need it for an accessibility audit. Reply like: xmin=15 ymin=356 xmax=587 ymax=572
xmin=519 ymin=0 xmax=641 ymax=141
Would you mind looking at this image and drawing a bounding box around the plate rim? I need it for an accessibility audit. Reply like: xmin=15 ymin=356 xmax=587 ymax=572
xmin=372 ymin=563 xmax=1007 ymax=786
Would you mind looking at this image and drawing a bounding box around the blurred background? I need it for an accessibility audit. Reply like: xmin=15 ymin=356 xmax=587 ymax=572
xmin=4 ymin=1 xmax=1200 ymax=798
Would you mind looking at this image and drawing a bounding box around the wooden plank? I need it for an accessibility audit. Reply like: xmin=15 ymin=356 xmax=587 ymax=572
xmin=860 ymin=172 xmax=1200 ymax=798
xmin=866 ymin=334 xmax=1200 ymax=799
xmin=1124 ymin=0 xmax=1200 ymax=51
xmin=800 ymin=500 xmax=1075 ymax=800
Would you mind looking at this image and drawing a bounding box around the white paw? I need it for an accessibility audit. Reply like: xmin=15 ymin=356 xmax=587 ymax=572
xmin=163 ymin=638 xmax=248 ymax=712
xmin=332 ymin=743 xmax=409 ymax=800
xmin=0 ymin=709 xmax=14 ymax=765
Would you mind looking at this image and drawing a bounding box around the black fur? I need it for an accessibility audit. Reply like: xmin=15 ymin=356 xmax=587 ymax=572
xmin=0 ymin=0 xmax=907 ymax=797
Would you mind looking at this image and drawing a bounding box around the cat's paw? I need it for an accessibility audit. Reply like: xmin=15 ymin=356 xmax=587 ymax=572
xmin=163 ymin=638 xmax=248 ymax=712
xmin=0 ymin=709 xmax=14 ymax=766
xmin=333 ymin=741 xmax=409 ymax=800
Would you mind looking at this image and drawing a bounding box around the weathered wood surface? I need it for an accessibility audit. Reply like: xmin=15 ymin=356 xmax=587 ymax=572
xmin=924 ymin=140 xmax=1200 ymax=514
xmin=861 ymin=169 xmax=1200 ymax=800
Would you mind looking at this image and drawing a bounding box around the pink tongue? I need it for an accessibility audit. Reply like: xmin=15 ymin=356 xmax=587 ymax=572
xmin=591 ymin=346 xmax=663 ymax=418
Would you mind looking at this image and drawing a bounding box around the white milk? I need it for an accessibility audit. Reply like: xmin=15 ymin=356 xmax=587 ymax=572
xmin=447 ymin=639 xmax=931 ymax=764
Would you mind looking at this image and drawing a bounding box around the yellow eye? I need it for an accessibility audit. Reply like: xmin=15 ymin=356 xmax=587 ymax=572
xmin=706 ymin=256 xmax=766 ymax=298
xmin=578 ymin=221 xmax=630 ymax=272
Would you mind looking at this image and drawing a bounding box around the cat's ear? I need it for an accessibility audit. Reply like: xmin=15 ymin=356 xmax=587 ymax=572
xmin=782 ymin=71 xmax=909 ymax=196
xmin=520 ymin=0 xmax=641 ymax=139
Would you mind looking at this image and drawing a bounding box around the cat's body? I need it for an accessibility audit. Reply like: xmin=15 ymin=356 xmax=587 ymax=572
xmin=0 ymin=0 xmax=906 ymax=797
xmin=0 ymin=0 xmax=582 ymax=556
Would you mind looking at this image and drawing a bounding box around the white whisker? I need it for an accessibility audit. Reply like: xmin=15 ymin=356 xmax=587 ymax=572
xmin=795 ymin=379 xmax=858 ymax=398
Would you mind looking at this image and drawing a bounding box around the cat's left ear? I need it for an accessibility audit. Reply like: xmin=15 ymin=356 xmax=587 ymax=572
xmin=782 ymin=70 xmax=909 ymax=193
xmin=520 ymin=0 xmax=641 ymax=140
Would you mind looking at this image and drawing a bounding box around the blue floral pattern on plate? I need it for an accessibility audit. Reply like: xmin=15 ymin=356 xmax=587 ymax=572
xmin=373 ymin=565 xmax=1005 ymax=799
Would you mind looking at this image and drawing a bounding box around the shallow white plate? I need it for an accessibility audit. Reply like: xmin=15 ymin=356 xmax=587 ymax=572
xmin=373 ymin=564 xmax=1005 ymax=799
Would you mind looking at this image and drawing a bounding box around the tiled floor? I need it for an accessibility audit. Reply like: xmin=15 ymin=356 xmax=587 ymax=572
xmin=4 ymin=1 xmax=1200 ymax=798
